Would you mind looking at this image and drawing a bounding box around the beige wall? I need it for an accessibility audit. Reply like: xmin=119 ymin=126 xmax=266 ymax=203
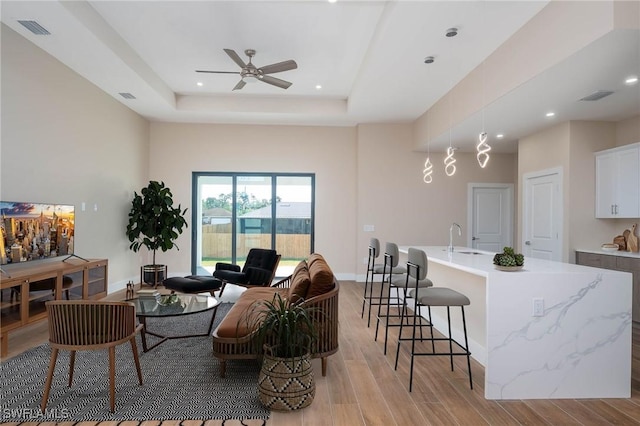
xmin=517 ymin=117 xmax=639 ymax=262
xmin=616 ymin=115 xmax=640 ymax=146
xmin=356 ymin=123 xmax=517 ymax=278
xmin=148 ymin=122 xmax=357 ymax=278
xmin=0 ymin=24 xmax=150 ymax=289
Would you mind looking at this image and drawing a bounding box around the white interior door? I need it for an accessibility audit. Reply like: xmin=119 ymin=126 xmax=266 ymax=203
xmin=468 ymin=184 xmax=513 ymax=252
xmin=522 ymin=168 xmax=563 ymax=261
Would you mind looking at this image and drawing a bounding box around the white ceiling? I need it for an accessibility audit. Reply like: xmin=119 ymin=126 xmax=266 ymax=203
xmin=1 ymin=1 xmax=638 ymax=153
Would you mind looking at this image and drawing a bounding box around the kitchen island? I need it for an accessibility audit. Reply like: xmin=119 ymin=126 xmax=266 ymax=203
xmin=397 ymin=246 xmax=632 ymax=400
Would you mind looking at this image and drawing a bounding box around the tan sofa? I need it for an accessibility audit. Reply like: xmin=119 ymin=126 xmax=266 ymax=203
xmin=212 ymin=253 xmax=339 ymax=377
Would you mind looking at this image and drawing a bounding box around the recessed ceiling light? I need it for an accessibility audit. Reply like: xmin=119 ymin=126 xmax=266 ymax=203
xmin=625 ymin=76 xmax=638 ymax=85
xmin=496 ymin=134 xmax=504 ymax=139
xmin=546 ymin=112 xmax=555 ymax=117
xmin=328 ymin=0 xmax=337 ymax=3
xmin=445 ymin=27 xmax=458 ymax=37
xmin=315 ymin=84 xmax=322 ymax=90
xmin=196 ymin=82 xmax=203 ymax=87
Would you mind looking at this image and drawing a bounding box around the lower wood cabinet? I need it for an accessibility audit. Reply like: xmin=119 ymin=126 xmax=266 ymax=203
xmin=576 ymin=251 xmax=640 ymax=322
xmin=0 ymin=258 xmax=108 ymax=356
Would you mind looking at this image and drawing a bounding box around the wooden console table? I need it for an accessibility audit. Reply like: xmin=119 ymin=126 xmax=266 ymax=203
xmin=0 ymin=258 xmax=108 ymax=357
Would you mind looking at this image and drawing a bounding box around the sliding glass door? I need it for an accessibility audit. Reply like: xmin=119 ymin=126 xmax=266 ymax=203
xmin=193 ymin=172 xmax=314 ymax=278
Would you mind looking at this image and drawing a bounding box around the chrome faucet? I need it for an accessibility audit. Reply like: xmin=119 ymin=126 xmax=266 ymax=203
xmin=448 ymin=222 xmax=462 ymax=253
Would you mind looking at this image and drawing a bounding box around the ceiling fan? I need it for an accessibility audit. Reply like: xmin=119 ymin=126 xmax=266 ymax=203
xmin=196 ymin=48 xmax=297 ymax=91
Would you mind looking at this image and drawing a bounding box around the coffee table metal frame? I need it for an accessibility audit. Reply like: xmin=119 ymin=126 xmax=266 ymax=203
xmin=127 ymin=294 xmax=220 ymax=352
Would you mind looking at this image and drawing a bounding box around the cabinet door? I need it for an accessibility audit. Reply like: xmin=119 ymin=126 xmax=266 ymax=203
xmin=0 ymin=279 xmax=26 ymax=332
xmin=26 ymin=273 xmax=58 ymax=322
xmin=595 ymin=144 xmax=640 ymax=218
xmin=575 ymin=252 xmax=617 ymax=269
xmin=615 ymin=147 xmax=640 ymax=217
xmin=616 ymin=257 xmax=640 ymax=322
xmin=85 ymin=261 xmax=107 ymax=298
xmin=595 ymin=152 xmax=616 ymax=218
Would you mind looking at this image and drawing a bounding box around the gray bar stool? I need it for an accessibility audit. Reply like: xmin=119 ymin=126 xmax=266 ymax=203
xmin=361 ymin=238 xmax=384 ymax=327
xmin=375 ymin=244 xmax=428 ymax=355
xmin=394 ymin=249 xmax=473 ymax=392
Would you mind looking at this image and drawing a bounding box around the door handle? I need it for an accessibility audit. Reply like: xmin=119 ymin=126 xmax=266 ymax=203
xmin=615 ymin=204 xmax=619 ymax=215
xmin=525 ymin=241 xmax=531 ymax=245
xmin=611 ymin=204 xmax=615 ymax=215
xmin=472 ymin=237 xmax=478 ymax=241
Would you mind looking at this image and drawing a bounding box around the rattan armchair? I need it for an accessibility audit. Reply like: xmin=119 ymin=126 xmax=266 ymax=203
xmin=41 ymin=300 xmax=143 ymax=413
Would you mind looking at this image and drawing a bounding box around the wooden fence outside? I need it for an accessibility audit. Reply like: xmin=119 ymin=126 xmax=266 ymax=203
xmin=201 ymin=225 xmax=311 ymax=259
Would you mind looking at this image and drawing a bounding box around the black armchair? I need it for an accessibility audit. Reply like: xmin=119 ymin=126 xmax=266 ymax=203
xmin=213 ymin=248 xmax=280 ymax=295
xmin=162 ymin=248 xmax=280 ymax=296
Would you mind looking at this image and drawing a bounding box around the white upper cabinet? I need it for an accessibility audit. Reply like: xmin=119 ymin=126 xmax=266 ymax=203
xmin=595 ymin=143 xmax=640 ymax=218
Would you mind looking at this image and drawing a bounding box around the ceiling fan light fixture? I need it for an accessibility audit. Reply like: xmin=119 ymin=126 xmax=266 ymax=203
xmin=198 ymin=48 xmax=296 ymax=91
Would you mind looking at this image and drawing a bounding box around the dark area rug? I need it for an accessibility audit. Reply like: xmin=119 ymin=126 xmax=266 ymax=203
xmin=0 ymin=303 xmax=270 ymax=422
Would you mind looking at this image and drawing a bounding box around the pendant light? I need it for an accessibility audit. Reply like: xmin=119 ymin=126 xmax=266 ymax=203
xmin=444 ymin=29 xmax=457 ymax=177
xmin=477 ymin=131 xmax=490 ymax=168
xmin=423 ymin=151 xmax=433 ymax=183
xmin=476 ymin=3 xmax=491 ymax=168
xmin=445 ymin=76 xmax=456 ymax=177
xmin=423 ymin=57 xmax=435 ymax=184
xmin=445 ymin=146 xmax=457 ymax=176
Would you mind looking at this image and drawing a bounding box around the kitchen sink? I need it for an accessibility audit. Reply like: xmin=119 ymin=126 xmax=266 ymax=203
xmin=442 ymin=249 xmax=484 ymax=255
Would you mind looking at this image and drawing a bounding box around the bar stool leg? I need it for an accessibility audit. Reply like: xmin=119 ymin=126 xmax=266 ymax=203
xmin=360 ymin=268 xmax=370 ymax=318
xmin=461 ymin=306 xmax=473 ymax=389
xmin=445 ymin=307 xmax=453 ymax=371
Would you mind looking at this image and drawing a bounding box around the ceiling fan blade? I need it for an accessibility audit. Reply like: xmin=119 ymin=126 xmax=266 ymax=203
xmin=195 ymin=70 xmax=240 ymax=74
xmin=232 ymin=79 xmax=246 ymax=91
xmin=260 ymin=75 xmax=292 ymax=89
xmin=224 ymin=48 xmax=247 ymax=68
xmin=259 ymin=60 xmax=298 ymax=75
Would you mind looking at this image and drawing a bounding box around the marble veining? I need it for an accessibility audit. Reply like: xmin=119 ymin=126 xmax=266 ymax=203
xmin=398 ymin=246 xmax=633 ymax=400
xmin=486 ymin=272 xmax=631 ymax=399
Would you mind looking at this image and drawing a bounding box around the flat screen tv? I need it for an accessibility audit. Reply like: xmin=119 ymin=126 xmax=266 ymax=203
xmin=0 ymin=201 xmax=75 ymax=265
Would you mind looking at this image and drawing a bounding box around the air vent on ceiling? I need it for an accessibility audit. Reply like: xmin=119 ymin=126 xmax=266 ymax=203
xmin=118 ymin=92 xmax=136 ymax=100
xmin=17 ymin=20 xmax=50 ymax=35
xmin=579 ymin=90 xmax=614 ymax=101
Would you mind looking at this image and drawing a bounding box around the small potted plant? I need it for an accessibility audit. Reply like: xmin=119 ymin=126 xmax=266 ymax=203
xmin=493 ymin=246 xmax=525 ymax=271
xmin=126 ymin=181 xmax=188 ymax=286
xmin=245 ymin=293 xmax=317 ymax=411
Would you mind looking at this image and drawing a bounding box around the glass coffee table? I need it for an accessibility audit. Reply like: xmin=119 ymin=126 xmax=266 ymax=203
xmin=128 ymin=293 xmax=220 ymax=352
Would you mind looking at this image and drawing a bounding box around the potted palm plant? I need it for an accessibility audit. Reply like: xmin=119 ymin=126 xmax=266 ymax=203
xmin=126 ymin=180 xmax=188 ymax=286
xmin=245 ymin=293 xmax=317 ymax=411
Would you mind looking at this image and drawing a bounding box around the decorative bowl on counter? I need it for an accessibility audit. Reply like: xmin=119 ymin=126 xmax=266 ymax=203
xmin=601 ymin=243 xmax=619 ymax=253
xmin=494 ymin=265 xmax=523 ymax=272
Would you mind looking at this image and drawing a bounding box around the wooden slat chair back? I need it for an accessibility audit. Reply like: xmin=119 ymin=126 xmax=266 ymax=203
xmin=41 ymin=300 xmax=143 ymax=413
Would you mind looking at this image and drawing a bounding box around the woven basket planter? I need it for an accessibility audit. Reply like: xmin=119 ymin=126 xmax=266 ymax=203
xmin=258 ymin=351 xmax=315 ymax=411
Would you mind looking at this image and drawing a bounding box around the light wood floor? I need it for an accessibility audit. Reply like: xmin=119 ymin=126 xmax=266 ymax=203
xmin=3 ymin=281 xmax=639 ymax=425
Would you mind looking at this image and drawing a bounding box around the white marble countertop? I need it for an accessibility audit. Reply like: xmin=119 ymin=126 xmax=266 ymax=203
xmin=575 ymin=248 xmax=640 ymax=259
xmin=399 ymin=245 xmax=633 ymax=400
xmin=398 ymin=246 xmax=622 ymax=277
